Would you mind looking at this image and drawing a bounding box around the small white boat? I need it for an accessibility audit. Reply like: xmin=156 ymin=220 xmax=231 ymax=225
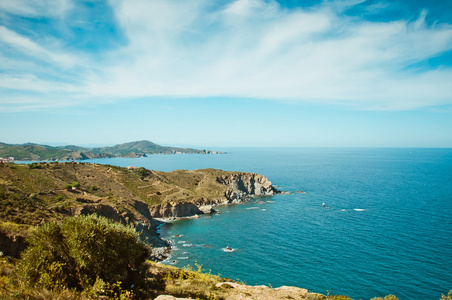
xmin=223 ymin=246 xmax=235 ymax=252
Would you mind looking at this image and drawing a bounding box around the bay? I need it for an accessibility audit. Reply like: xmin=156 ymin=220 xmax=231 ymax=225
xmin=86 ymin=148 xmax=452 ymax=300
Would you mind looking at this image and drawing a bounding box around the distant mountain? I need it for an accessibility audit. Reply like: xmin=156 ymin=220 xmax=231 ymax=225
xmin=0 ymin=140 xmax=225 ymax=161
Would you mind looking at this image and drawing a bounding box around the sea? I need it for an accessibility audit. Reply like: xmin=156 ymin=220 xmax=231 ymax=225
xmin=86 ymin=148 xmax=452 ymax=300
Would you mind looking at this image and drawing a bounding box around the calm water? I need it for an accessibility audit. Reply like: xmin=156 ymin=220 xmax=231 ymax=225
xmin=87 ymin=148 xmax=452 ymax=300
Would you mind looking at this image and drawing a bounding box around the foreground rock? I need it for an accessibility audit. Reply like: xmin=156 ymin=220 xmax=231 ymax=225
xmin=155 ymin=282 xmax=327 ymax=300
xmin=215 ymin=282 xmax=325 ymax=300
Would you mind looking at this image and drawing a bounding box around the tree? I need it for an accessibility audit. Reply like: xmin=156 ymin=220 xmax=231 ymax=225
xmin=16 ymin=215 xmax=150 ymax=295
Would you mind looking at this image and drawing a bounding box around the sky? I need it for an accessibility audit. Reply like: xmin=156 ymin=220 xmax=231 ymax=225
xmin=0 ymin=0 xmax=451 ymax=148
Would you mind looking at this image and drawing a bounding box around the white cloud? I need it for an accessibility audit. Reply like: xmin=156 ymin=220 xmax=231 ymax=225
xmin=0 ymin=0 xmax=72 ymax=17
xmin=0 ymin=26 xmax=76 ymax=67
xmin=1 ymin=0 xmax=452 ymax=112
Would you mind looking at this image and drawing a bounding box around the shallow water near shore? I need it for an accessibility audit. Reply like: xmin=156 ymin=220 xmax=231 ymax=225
xmin=87 ymin=148 xmax=452 ymax=300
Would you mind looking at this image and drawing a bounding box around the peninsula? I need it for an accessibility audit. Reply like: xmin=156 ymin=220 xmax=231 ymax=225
xmin=0 ymin=140 xmax=225 ymax=161
xmin=0 ymin=161 xmax=278 ymax=260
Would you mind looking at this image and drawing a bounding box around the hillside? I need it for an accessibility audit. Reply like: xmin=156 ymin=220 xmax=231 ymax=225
xmin=0 ymin=140 xmax=225 ymax=161
xmin=0 ymin=161 xmax=278 ymax=259
xmin=90 ymin=140 xmax=221 ymax=156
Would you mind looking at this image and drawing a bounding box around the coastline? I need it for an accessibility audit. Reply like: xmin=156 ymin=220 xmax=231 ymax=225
xmin=154 ymin=196 xmax=285 ymax=266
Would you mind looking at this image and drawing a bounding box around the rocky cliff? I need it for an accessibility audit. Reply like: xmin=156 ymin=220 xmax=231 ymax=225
xmin=218 ymin=173 xmax=279 ymax=202
xmin=149 ymin=172 xmax=281 ymax=219
xmin=149 ymin=201 xmax=203 ymax=218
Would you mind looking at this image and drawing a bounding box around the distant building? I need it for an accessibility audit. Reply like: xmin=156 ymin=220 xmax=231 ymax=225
xmin=0 ymin=157 xmax=14 ymax=163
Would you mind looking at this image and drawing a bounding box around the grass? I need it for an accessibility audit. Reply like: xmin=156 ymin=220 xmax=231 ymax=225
xmin=0 ymin=221 xmax=34 ymax=238
xmin=150 ymin=262 xmax=231 ymax=300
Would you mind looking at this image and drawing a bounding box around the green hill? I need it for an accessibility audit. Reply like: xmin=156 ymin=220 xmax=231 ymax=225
xmin=0 ymin=140 xmax=225 ymax=161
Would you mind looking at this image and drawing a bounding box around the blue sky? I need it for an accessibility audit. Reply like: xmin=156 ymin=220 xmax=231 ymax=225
xmin=1 ymin=0 xmax=451 ymax=148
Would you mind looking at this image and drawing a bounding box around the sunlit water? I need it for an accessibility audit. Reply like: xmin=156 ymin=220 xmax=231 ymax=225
xmin=87 ymin=148 xmax=452 ymax=300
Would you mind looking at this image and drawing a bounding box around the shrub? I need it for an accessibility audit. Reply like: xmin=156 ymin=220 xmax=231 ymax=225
xmin=163 ymin=263 xmax=223 ymax=299
xmin=64 ymin=184 xmax=72 ymax=190
xmin=134 ymin=167 xmax=150 ymax=180
xmin=56 ymin=196 xmax=63 ymax=201
xmin=28 ymin=163 xmax=41 ymax=169
xmin=441 ymin=291 xmax=452 ymax=300
xmin=72 ymin=182 xmax=80 ymax=188
xmin=16 ymin=215 xmax=150 ymax=296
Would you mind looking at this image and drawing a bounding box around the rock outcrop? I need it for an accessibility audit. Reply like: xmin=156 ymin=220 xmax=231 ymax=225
xmin=149 ymin=173 xmax=280 ymax=219
xmin=0 ymin=232 xmax=28 ymax=258
xmin=218 ymin=173 xmax=280 ymax=203
xmin=214 ymin=282 xmax=326 ymax=299
xmin=150 ymin=201 xmax=203 ymax=218
xmin=72 ymin=203 xmax=134 ymax=224
xmin=155 ymin=282 xmax=327 ymax=300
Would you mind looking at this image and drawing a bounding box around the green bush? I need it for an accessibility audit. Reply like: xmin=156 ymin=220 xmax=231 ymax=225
xmin=56 ymin=196 xmax=63 ymax=201
xmin=28 ymin=163 xmax=41 ymax=169
xmin=441 ymin=291 xmax=452 ymax=300
xmin=64 ymin=184 xmax=72 ymax=190
xmin=72 ymin=181 xmax=80 ymax=188
xmin=16 ymin=215 xmax=150 ymax=296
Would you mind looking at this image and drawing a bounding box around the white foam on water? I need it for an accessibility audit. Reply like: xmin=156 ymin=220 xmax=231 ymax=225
xmin=354 ymin=208 xmax=367 ymax=211
xmin=183 ymin=243 xmax=193 ymax=247
xmin=246 ymin=207 xmax=260 ymax=210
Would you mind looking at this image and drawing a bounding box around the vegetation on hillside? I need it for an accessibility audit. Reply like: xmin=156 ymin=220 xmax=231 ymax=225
xmin=15 ymin=215 xmax=150 ymax=298
xmin=0 ymin=140 xmax=224 ymax=161
xmin=0 ymin=162 xmax=235 ymax=226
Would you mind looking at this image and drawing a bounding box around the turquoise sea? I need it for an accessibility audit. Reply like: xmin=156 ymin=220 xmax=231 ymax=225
xmin=87 ymin=148 xmax=452 ymax=300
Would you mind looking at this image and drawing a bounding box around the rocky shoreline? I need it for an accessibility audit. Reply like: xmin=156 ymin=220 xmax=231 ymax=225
xmin=147 ymin=172 xmax=283 ymax=260
xmin=0 ymin=163 xmax=282 ymax=263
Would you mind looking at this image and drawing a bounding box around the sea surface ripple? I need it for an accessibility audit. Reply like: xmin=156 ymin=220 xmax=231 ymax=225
xmin=87 ymin=148 xmax=452 ymax=300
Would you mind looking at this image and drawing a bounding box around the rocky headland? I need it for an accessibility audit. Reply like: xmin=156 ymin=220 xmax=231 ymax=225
xmin=0 ymin=162 xmax=280 ymax=260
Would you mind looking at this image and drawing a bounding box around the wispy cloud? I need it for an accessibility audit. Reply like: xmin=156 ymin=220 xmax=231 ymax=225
xmin=1 ymin=0 xmax=452 ymax=112
xmin=0 ymin=0 xmax=72 ymax=17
